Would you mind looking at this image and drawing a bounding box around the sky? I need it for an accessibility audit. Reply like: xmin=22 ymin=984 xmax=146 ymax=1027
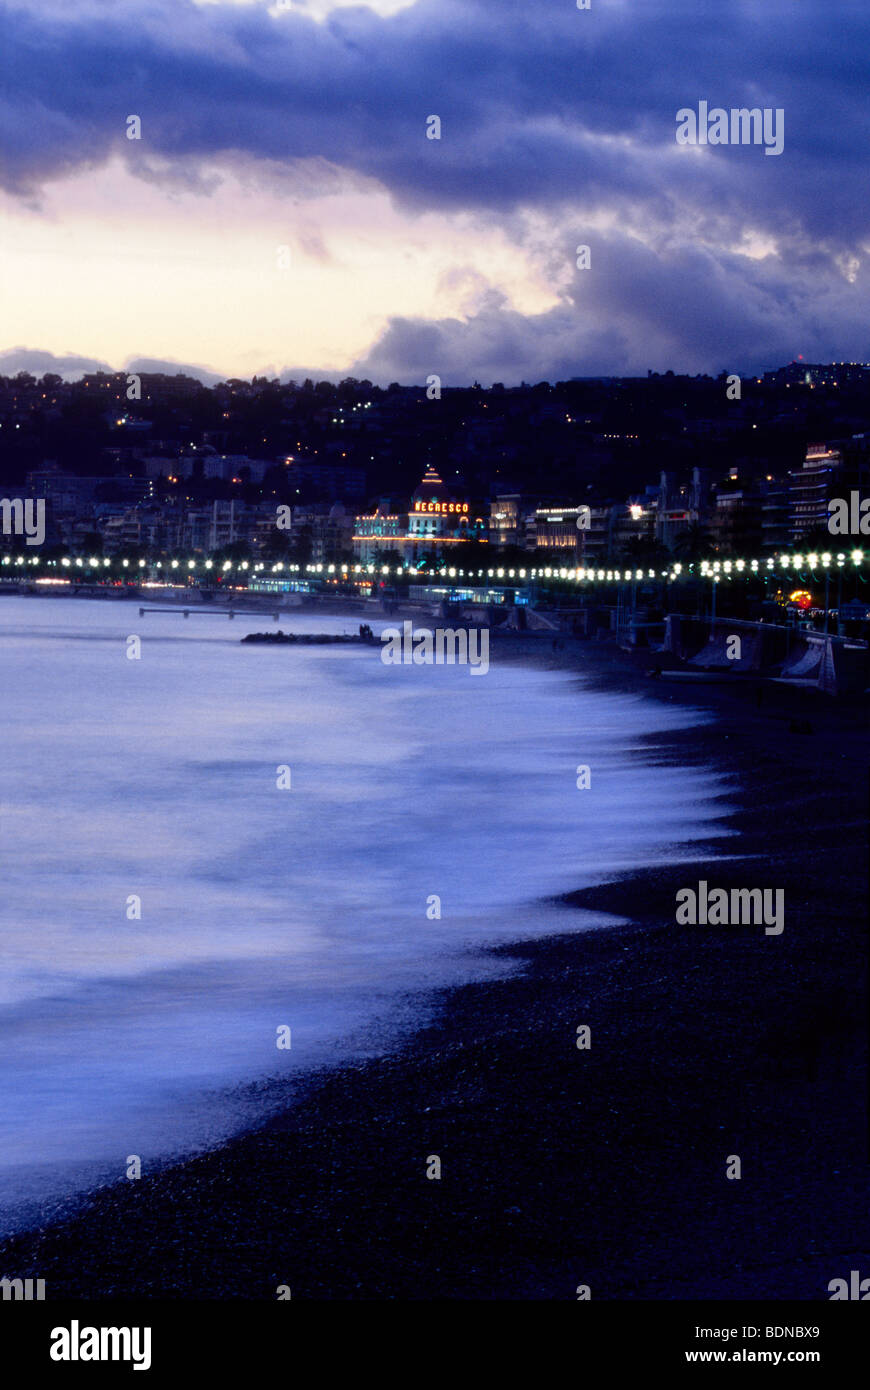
xmin=0 ymin=0 xmax=868 ymax=384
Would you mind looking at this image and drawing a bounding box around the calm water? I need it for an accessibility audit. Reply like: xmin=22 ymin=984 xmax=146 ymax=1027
xmin=0 ymin=595 xmax=728 ymax=1230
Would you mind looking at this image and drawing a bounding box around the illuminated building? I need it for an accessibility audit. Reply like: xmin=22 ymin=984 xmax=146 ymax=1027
xmin=353 ymin=466 xmax=483 ymax=565
xmin=532 ymin=506 xmax=588 ymax=559
xmin=789 ymin=444 xmax=842 ymax=542
xmin=352 ymin=509 xmax=406 ymax=566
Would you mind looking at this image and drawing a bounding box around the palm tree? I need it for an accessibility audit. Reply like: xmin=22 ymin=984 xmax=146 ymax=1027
xmin=616 ymin=536 xmax=670 ymax=567
xmin=373 ymin=547 xmax=403 ymax=569
xmin=673 ymin=524 xmax=714 ymax=565
xmin=673 ymin=524 xmax=715 ymax=617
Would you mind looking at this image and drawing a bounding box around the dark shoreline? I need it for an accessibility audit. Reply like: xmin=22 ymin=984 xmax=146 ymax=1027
xmin=2 ymin=636 xmax=868 ymax=1299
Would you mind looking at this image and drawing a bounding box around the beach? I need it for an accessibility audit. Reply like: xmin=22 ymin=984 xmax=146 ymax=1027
xmin=1 ymin=624 xmax=867 ymax=1299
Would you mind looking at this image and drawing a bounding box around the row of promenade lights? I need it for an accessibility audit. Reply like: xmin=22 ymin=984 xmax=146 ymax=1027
xmin=1 ymin=552 xmax=867 ymax=583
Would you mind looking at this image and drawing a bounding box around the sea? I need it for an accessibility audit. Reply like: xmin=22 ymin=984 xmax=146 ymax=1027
xmin=0 ymin=594 xmax=729 ymax=1232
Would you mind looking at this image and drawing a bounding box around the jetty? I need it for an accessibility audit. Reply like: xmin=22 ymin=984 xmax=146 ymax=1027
xmin=138 ymin=606 xmax=291 ymax=620
xmin=242 ymin=626 xmax=376 ymax=646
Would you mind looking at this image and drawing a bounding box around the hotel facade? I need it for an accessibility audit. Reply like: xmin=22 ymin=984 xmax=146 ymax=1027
xmin=353 ymin=466 xmax=483 ymax=565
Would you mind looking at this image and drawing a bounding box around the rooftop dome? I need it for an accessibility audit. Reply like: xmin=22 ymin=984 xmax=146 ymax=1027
xmin=412 ymin=464 xmax=449 ymax=503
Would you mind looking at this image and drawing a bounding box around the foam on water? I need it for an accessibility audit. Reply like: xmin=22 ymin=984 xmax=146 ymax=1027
xmin=0 ymin=596 xmax=730 ymax=1229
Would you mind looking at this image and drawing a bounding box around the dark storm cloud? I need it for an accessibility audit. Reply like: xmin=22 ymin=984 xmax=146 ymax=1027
xmin=353 ymin=234 xmax=870 ymax=383
xmin=125 ymin=355 xmax=224 ymax=384
xmin=0 ymin=346 xmax=225 ymax=383
xmin=0 ymin=346 xmax=115 ymax=378
xmin=2 ymin=0 xmax=868 ymax=380
xmin=2 ymin=0 xmax=869 ymax=246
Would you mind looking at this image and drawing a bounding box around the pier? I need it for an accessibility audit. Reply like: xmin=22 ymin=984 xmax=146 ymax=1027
xmin=138 ymin=606 xmax=287 ymax=620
